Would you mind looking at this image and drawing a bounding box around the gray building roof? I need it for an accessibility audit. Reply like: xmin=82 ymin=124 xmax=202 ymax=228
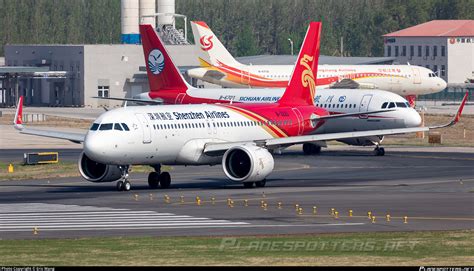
xmin=236 ymin=54 xmax=396 ymax=65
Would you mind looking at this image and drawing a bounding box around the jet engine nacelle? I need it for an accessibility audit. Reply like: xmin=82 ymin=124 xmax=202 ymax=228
xmin=78 ymin=152 xmax=122 ymax=183
xmin=222 ymin=145 xmax=274 ymax=182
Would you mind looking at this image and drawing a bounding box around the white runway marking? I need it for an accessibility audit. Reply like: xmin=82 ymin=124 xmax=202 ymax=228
xmin=0 ymin=203 xmax=248 ymax=232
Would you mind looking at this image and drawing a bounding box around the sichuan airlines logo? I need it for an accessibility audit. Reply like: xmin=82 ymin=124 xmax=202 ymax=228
xmin=300 ymin=54 xmax=316 ymax=101
xmin=148 ymin=49 xmax=165 ymax=75
xmin=200 ymin=35 xmax=214 ymax=51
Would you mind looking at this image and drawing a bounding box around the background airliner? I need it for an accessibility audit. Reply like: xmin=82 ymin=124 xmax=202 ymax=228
xmin=14 ymin=22 xmax=466 ymax=192
xmin=187 ymin=21 xmax=447 ymax=106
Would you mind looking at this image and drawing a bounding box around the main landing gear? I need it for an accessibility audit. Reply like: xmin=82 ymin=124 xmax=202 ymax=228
xmin=303 ymin=143 xmax=321 ymax=155
xmin=116 ymin=165 xmax=131 ymax=191
xmin=373 ymin=145 xmax=385 ymax=156
xmin=243 ymin=179 xmax=266 ymax=188
xmin=148 ymin=164 xmax=172 ymax=189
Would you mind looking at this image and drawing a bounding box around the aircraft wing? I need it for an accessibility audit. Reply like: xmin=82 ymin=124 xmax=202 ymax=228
xmin=13 ymin=96 xmax=86 ymax=144
xmin=203 ymin=70 xmax=227 ymax=80
xmin=92 ymin=96 xmax=164 ymax=105
xmin=204 ymin=92 xmax=468 ymax=155
xmin=203 ymin=126 xmax=428 ymax=155
xmin=17 ymin=127 xmax=85 ymax=144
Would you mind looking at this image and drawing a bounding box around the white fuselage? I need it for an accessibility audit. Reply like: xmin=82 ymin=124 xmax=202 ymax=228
xmin=187 ymin=64 xmax=447 ymax=96
xmin=86 ymin=89 xmax=420 ymax=166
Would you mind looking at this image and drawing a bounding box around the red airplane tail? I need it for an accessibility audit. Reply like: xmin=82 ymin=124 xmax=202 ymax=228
xmin=139 ymin=24 xmax=188 ymax=92
xmin=278 ymin=22 xmax=322 ymax=106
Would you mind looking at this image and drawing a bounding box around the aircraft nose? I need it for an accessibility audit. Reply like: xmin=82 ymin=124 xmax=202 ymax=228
xmin=406 ymin=109 xmax=422 ymax=127
xmin=84 ymin=133 xmax=106 ymax=162
xmin=436 ymin=77 xmax=447 ymax=91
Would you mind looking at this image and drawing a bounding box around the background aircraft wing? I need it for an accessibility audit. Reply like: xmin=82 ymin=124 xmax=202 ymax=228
xmin=13 ymin=96 xmax=86 ymax=144
xmin=17 ymin=128 xmax=85 ymax=144
xmin=92 ymin=96 xmax=164 ymax=105
xmin=204 ymin=93 xmax=468 ymax=155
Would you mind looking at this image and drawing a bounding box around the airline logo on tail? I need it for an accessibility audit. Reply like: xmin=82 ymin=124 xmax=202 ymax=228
xmin=300 ymin=54 xmax=316 ymax=102
xmin=200 ymin=35 xmax=214 ymax=51
xmin=148 ymin=49 xmax=165 ymax=75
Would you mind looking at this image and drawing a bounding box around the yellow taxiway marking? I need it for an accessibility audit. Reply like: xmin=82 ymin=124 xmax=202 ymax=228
xmin=298 ymin=214 xmax=474 ymax=222
xmin=388 ymin=153 xmax=474 ymax=161
xmin=169 ymin=197 xmax=276 ymax=206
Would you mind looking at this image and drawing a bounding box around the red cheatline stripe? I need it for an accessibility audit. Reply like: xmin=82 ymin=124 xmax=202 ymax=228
xmin=223 ymin=105 xmax=288 ymax=138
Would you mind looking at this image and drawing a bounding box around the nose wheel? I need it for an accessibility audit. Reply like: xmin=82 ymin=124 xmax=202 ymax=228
xmin=116 ymin=166 xmax=131 ymax=191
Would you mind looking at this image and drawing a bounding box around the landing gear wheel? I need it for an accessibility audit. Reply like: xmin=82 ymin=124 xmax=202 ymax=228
xmin=243 ymin=182 xmax=254 ymax=188
xmin=159 ymin=172 xmax=171 ymax=188
xmin=255 ymin=179 xmax=266 ymax=187
xmin=374 ymin=147 xmax=385 ymax=156
xmin=123 ymin=180 xmax=131 ymax=191
xmin=116 ymin=180 xmax=124 ymax=191
xmin=148 ymin=172 xmax=160 ymax=189
xmin=303 ymin=143 xmax=321 ymax=155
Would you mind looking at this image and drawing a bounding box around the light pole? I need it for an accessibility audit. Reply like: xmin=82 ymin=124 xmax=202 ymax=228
xmin=288 ymin=38 xmax=294 ymax=55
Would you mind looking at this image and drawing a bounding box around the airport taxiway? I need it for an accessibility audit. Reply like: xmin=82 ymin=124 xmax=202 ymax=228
xmin=0 ymin=147 xmax=473 ymax=239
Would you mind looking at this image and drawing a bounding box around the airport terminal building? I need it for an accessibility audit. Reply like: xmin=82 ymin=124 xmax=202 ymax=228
xmin=383 ymin=20 xmax=474 ymax=85
xmin=2 ymin=44 xmax=197 ymax=108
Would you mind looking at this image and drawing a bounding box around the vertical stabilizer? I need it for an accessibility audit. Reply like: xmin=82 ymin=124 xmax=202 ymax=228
xmin=139 ymin=24 xmax=188 ymax=92
xmin=190 ymin=21 xmax=241 ymax=67
xmin=278 ymin=22 xmax=322 ymax=106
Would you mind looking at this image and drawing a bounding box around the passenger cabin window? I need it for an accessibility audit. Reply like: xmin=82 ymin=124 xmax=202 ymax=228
xmin=381 ymin=102 xmax=388 ymax=109
xmin=99 ymin=123 xmax=113 ymax=130
xmin=114 ymin=123 xmax=123 ymax=131
xmin=90 ymin=123 xmax=100 ymax=131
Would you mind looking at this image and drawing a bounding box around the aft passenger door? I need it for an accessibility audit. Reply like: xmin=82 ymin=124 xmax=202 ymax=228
xmin=175 ymin=93 xmax=186 ymax=104
xmin=292 ymin=108 xmax=304 ymax=135
xmin=241 ymin=68 xmax=250 ymax=85
xmin=135 ymin=113 xmax=152 ymax=144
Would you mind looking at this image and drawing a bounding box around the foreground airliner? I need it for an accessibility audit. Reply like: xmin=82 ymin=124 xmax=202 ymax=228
xmin=14 ymin=22 xmax=467 ymax=192
xmin=127 ymin=23 xmax=440 ymax=155
xmin=186 ymin=21 xmax=447 ymax=106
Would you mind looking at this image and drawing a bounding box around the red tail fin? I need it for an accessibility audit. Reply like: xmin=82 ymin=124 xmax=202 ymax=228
xmin=278 ymin=22 xmax=322 ymax=106
xmin=139 ymin=24 xmax=188 ymax=92
xmin=14 ymin=96 xmax=24 ymax=128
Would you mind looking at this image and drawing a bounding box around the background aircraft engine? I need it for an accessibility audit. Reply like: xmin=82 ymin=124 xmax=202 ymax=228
xmin=222 ymin=145 xmax=274 ymax=182
xmin=78 ymin=152 xmax=122 ymax=182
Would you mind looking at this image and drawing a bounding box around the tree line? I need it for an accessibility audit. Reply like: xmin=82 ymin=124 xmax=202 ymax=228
xmin=1 ymin=0 xmax=473 ymax=57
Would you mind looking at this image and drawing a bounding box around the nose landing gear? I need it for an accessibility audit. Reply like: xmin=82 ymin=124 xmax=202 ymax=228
xmin=116 ymin=165 xmax=131 ymax=191
xmin=147 ymin=164 xmax=172 ymax=189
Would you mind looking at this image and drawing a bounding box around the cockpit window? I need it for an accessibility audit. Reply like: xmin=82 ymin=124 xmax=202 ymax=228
xmin=381 ymin=102 xmax=388 ymax=109
xmin=90 ymin=123 xmax=99 ymax=131
xmin=114 ymin=123 xmax=123 ymax=131
xmin=99 ymin=123 xmax=113 ymax=130
xmin=121 ymin=123 xmax=130 ymax=131
xmin=405 ymin=102 xmax=410 ymax=107
xmin=388 ymin=102 xmax=396 ymax=109
xmin=396 ymin=102 xmax=407 ymax=108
